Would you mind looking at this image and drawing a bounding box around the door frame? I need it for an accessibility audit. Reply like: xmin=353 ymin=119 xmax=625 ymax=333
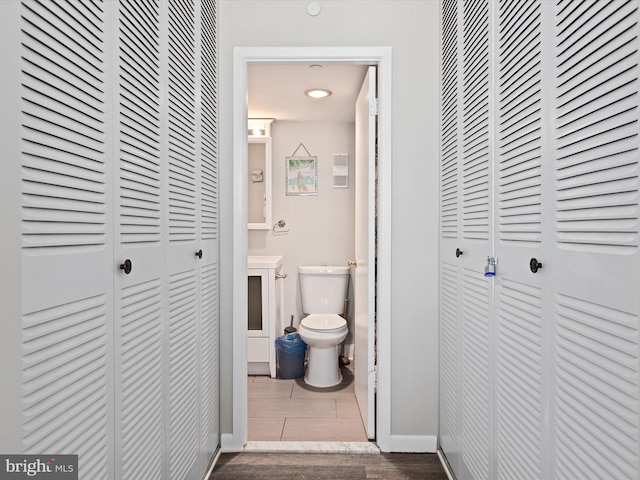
xmin=227 ymin=46 xmax=392 ymax=451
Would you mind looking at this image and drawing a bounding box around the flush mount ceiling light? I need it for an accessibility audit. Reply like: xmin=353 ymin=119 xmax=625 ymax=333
xmin=305 ymin=88 xmax=332 ymax=99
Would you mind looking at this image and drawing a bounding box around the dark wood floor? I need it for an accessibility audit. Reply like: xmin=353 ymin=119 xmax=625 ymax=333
xmin=210 ymin=452 xmax=449 ymax=479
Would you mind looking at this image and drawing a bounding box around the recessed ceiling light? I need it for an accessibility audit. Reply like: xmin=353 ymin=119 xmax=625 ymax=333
xmin=305 ymin=88 xmax=332 ymax=99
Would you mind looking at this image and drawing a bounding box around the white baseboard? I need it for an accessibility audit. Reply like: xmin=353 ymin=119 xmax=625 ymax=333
xmin=221 ymin=433 xmax=244 ymax=452
xmin=388 ymin=434 xmax=437 ymax=453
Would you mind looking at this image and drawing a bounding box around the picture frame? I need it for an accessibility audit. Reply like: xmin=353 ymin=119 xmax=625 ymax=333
xmin=286 ymin=156 xmax=318 ymax=195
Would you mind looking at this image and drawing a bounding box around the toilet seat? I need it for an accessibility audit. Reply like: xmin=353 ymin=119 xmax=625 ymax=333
xmin=300 ymin=314 xmax=346 ymax=332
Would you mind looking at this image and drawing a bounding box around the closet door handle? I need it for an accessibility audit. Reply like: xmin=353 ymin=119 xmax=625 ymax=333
xmin=120 ymin=259 xmax=132 ymax=275
xmin=529 ymin=257 xmax=542 ymax=273
xmin=195 ymin=249 xmax=203 ymax=259
xmin=456 ymin=248 xmax=463 ymax=258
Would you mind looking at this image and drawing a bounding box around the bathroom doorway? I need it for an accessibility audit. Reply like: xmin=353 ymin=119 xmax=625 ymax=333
xmin=230 ymin=46 xmax=392 ymax=451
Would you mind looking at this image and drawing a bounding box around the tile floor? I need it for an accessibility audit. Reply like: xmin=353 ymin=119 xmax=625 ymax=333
xmin=248 ymin=363 xmax=368 ymax=442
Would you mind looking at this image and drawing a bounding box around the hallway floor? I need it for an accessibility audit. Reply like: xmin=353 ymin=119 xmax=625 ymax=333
xmin=210 ymin=452 xmax=449 ymax=479
xmin=248 ymin=363 xmax=368 ymax=442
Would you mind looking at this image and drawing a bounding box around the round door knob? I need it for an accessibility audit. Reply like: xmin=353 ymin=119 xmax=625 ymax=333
xmin=195 ymin=249 xmax=203 ymax=259
xmin=529 ymin=257 xmax=542 ymax=273
xmin=456 ymin=248 xmax=463 ymax=258
xmin=120 ymin=259 xmax=132 ymax=274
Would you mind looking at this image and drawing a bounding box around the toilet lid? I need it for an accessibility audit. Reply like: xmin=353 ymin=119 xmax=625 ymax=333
xmin=301 ymin=314 xmax=346 ymax=332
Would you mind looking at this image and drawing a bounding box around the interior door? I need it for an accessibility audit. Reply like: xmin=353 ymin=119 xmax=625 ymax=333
xmin=198 ymin=1 xmax=221 ymax=470
xmin=18 ymin=2 xmax=115 ymax=477
xmin=493 ymin=2 xmax=547 ymax=479
xmin=550 ymin=3 xmax=640 ymax=478
xmin=439 ymin=0 xmax=462 ymax=473
xmin=112 ymin=2 xmax=166 ymax=478
xmin=354 ymin=65 xmax=376 ymax=439
xmin=164 ymin=2 xmax=202 ymax=478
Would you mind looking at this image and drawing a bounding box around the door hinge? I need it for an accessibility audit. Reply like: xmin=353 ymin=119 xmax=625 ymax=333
xmin=369 ymin=98 xmax=378 ymax=116
xmin=369 ymin=367 xmax=378 ymax=389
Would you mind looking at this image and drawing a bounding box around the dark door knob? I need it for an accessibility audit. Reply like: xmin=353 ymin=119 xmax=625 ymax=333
xmin=120 ymin=259 xmax=132 ymax=274
xmin=456 ymin=248 xmax=463 ymax=258
xmin=529 ymin=258 xmax=542 ymax=273
xmin=195 ymin=249 xmax=203 ymax=259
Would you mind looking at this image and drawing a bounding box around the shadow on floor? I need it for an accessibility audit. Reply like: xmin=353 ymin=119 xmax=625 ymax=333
xmin=293 ymin=363 xmax=355 ymax=392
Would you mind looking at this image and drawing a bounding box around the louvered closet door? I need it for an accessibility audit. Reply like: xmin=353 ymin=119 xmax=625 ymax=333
xmin=493 ymin=1 xmax=549 ymax=479
xmin=112 ymin=1 xmax=166 ymax=479
xmin=459 ymin=1 xmax=495 ymax=479
xmin=550 ymin=2 xmax=640 ymax=479
xmin=198 ymin=0 xmax=221 ymax=473
xmin=439 ymin=0 xmax=462 ymax=475
xmin=18 ymin=2 xmax=114 ymax=478
xmin=164 ymin=1 xmax=203 ymax=478
xmin=439 ymin=1 xmax=495 ymax=479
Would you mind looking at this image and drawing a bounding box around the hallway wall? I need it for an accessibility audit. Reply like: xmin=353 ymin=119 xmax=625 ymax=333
xmin=218 ymin=0 xmax=441 ymax=444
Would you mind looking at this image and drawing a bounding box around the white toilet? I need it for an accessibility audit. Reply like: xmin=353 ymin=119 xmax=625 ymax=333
xmin=298 ymin=265 xmax=349 ymax=388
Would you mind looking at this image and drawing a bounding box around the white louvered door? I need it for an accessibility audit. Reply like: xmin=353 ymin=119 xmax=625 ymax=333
xmin=0 ymin=1 xmax=220 ymax=479
xmin=459 ymin=1 xmax=494 ymax=479
xmin=164 ymin=1 xmax=201 ymax=478
xmin=18 ymin=2 xmax=115 ymax=478
xmin=440 ymin=1 xmax=495 ymax=479
xmin=439 ymin=0 xmax=462 ymax=474
xmin=198 ymin=0 xmax=221 ymax=473
xmin=113 ymin=1 xmax=166 ymax=479
xmin=440 ymin=1 xmax=640 ymax=480
xmin=493 ymin=1 xmax=549 ymax=479
xmin=550 ymin=2 xmax=640 ymax=478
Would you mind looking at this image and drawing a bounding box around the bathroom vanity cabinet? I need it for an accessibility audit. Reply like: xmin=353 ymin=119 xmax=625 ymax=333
xmin=247 ymin=256 xmax=284 ymax=377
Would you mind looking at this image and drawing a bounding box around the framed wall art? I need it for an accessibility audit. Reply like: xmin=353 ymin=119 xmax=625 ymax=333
xmin=286 ymin=156 xmax=318 ymax=195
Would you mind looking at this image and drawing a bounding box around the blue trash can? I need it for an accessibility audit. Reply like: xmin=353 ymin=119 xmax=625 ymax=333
xmin=275 ymin=332 xmax=307 ymax=379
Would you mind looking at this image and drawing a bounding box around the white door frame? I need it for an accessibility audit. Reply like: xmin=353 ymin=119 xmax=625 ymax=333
xmin=227 ymin=46 xmax=392 ymax=452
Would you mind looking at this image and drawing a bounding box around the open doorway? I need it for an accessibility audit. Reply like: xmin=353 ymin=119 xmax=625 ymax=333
xmin=246 ymin=62 xmax=372 ymax=443
xmin=229 ymin=46 xmax=392 ymax=452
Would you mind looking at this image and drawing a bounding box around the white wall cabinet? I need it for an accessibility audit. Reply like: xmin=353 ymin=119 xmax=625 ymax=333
xmin=440 ymin=1 xmax=640 ymax=479
xmin=0 ymin=1 xmax=220 ymax=479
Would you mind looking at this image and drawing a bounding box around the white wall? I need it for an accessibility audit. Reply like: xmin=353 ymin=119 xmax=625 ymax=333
xmin=219 ymin=0 xmax=440 ymax=441
xmin=249 ymin=120 xmax=356 ymax=343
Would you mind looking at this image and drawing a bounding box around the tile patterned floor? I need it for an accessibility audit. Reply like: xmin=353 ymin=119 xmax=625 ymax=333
xmin=248 ymin=363 xmax=369 ymax=442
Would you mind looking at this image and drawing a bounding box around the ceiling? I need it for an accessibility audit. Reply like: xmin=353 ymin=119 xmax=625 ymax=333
xmin=248 ymin=63 xmax=369 ymax=123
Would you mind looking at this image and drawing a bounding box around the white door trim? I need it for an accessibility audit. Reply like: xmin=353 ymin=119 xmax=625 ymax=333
xmin=228 ymin=46 xmax=392 ymax=452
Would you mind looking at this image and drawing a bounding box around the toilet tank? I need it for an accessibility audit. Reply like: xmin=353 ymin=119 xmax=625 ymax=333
xmin=299 ymin=265 xmax=349 ymax=314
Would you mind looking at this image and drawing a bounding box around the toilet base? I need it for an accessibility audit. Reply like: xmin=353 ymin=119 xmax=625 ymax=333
xmin=304 ymin=344 xmax=342 ymax=388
